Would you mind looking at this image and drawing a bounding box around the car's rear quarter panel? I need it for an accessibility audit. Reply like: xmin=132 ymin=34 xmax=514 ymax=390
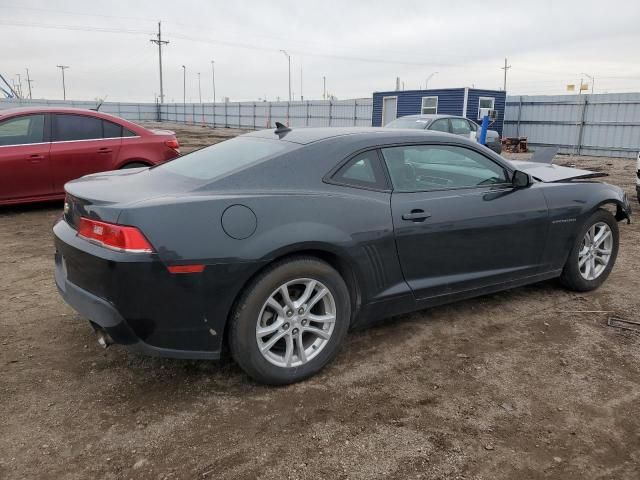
xmin=116 ymin=187 xmax=405 ymax=341
xmin=117 ymin=135 xmax=177 ymax=167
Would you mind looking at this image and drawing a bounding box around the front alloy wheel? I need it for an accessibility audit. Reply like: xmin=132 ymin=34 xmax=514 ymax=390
xmin=578 ymin=222 xmax=613 ymax=281
xmin=560 ymin=209 xmax=619 ymax=292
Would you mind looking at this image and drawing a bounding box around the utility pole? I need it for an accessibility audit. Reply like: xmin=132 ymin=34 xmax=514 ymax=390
xmin=323 ymin=76 xmax=326 ymax=100
xmin=56 ymin=65 xmax=69 ymax=100
xmin=300 ymin=65 xmax=303 ymax=101
xmin=211 ymin=60 xmax=216 ymax=104
xmin=501 ymin=58 xmax=511 ymax=92
xmin=15 ymin=74 xmax=22 ymax=97
xmin=581 ymin=73 xmax=594 ymax=94
xmin=280 ymin=50 xmax=291 ymax=101
xmin=25 ymin=68 xmax=33 ymax=99
xmin=150 ymin=21 xmax=169 ymax=104
xmin=197 ymin=72 xmax=202 ymax=103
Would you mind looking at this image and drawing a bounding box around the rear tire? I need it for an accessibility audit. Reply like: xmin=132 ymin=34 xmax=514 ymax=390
xmin=120 ymin=162 xmax=148 ymax=169
xmin=229 ymin=256 xmax=350 ymax=385
xmin=559 ymin=209 xmax=619 ymax=292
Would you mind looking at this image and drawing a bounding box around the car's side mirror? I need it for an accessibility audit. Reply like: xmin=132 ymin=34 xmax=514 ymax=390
xmin=512 ymin=170 xmax=532 ymax=188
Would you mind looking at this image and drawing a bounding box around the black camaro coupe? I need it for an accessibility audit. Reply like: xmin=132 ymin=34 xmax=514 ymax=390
xmin=54 ymin=126 xmax=632 ymax=384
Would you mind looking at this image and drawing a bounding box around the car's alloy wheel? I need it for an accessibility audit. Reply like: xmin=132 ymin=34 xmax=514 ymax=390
xmin=578 ymin=222 xmax=613 ymax=281
xmin=229 ymin=256 xmax=350 ymax=385
xmin=560 ymin=209 xmax=619 ymax=292
xmin=256 ymin=278 xmax=336 ymax=368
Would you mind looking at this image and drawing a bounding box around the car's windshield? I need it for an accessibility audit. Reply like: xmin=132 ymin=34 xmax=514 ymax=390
xmin=385 ymin=118 xmax=429 ymax=129
xmin=158 ymin=136 xmax=294 ymax=180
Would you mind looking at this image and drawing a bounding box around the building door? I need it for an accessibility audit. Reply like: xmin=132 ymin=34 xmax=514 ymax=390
xmin=381 ymin=96 xmax=397 ymax=126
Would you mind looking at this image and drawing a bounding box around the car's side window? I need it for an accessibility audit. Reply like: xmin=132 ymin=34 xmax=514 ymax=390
xmin=468 ymin=121 xmax=478 ymax=132
xmin=428 ymin=119 xmax=450 ymax=133
xmin=122 ymin=128 xmax=137 ymax=137
xmin=450 ymin=118 xmax=471 ymax=135
xmin=0 ymin=115 xmax=45 ymax=146
xmin=381 ymin=144 xmax=509 ymax=192
xmin=53 ymin=114 xmax=102 ymax=142
xmin=103 ymin=120 xmax=123 ymax=138
xmin=331 ymin=150 xmax=388 ymax=190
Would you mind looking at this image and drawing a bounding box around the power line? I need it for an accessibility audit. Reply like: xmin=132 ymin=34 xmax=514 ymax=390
xmin=0 ymin=20 xmax=149 ymax=35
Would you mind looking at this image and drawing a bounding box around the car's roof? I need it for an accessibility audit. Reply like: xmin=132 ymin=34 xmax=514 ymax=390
xmin=245 ymin=126 xmax=456 ymax=145
xmin=0 ymin=106 xmax=128 ymax=121
xmin=0 ymin=106 xmax=147 ymax=132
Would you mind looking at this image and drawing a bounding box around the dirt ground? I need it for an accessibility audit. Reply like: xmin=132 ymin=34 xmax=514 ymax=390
xmin=1 ymin=124 xmax=639 ymax=480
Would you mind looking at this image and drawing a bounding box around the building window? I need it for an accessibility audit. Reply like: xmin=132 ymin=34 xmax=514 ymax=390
xmin=478 ymin=97 xmax=495 ymax=110
xmin=421 ymin=96 xmax=438 ymax=114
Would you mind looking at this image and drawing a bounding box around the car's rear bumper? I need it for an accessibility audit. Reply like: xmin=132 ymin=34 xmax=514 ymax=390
xmin=54 ymin=255 xmax=219 ymax=359
xmin=53 ymin=219 xmax=222 ymax=359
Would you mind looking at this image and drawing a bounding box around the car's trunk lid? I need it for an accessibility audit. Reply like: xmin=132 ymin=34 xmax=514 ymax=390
xmin=509 ymin=160 xmax=607 ymax=182
xmin=64 ymin=167 xmax=199 ymax=228
xmin=149 ymin=128 xmax=176 ymax=137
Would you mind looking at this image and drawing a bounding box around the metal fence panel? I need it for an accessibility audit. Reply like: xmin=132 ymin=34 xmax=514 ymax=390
xmin=504 ymin=93 xmax=640 ymax=158
xmin=4 ymin=94 xmax=638 ymax=158
xmin=0 ymin=98 xmax=374 ymax=132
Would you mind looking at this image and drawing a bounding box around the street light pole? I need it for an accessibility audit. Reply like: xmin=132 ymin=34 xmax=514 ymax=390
xmin=182 ymin=65 xmax=186 ymax=120
xmin=425 ymin=71 xmax=438 ymax=89
xmin=197 ymin=72 xmax=202 ymax=104
xmin=56 ymin=65 xmax=69 ymax=100
xmin=280 ymin=50 xmax=291 ymax=101
xmin=211 ymin=60 xmax=216 ymax=104
xmin=323 ymin=76 xmax=326 ymax=100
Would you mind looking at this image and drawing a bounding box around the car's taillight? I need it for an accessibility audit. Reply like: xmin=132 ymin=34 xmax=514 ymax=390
xmin=78 ymin=217 xmax=154 ymax=253
xmin=165 ymin=139 xmax=180 ymax=153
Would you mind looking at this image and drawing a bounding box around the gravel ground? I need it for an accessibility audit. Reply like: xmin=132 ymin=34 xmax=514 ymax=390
xmin=1 ymin=124 xmax=639 ymax=479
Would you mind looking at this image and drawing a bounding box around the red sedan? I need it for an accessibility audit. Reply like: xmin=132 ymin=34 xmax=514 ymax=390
xmin=0 ymin=107 xmax=180 ymax=206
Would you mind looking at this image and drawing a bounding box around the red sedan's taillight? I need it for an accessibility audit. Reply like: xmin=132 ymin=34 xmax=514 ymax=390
xmin=165 ymin=138 xmax=180 ymax=153
xmin=78 ymin=217 xmax=154 ymax=253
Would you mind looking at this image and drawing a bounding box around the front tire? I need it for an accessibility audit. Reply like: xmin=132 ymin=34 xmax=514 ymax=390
xmin=559 ymin=209 xmax=619 ymax=292
xmin=229 ymin=257 xmax=350 ymax=385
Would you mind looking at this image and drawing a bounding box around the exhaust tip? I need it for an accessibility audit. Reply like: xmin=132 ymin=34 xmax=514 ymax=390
xmin=96 ymin=330 xmax=113 ymax=349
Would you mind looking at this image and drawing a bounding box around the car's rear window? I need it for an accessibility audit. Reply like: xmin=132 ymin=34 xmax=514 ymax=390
xmin=385 ymin=118 xmax=429 ymax=129
xmin=159 ymin=136 xmax=293 ymax=180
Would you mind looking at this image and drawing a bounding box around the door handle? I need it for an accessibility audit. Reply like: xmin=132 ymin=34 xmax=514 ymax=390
xmin=98 ymin=147 xmax=113 ymax=153
xmin=28 ymin=154 xmax=44 ymax=163
xmin=402 ymin=209 xmax=431 ymax=222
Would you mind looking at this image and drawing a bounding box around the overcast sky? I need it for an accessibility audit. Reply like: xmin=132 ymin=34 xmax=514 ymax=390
xmin=2 ymin=0 xmax=640 ymax=103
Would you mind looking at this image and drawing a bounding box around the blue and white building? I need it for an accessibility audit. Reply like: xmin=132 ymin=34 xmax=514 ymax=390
xmin=372 ymin=87 xmax=506 ymax=134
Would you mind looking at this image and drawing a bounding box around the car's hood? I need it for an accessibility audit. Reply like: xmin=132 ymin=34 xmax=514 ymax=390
xmin=509 ymin=160 xmax=607 ymax=182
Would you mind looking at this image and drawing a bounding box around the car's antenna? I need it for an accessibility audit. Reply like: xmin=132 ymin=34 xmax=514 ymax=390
xmin=274 ymin=122 xmax=292 ymax=136
xmin=91 ymin=95 xmax=108 ymax=111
